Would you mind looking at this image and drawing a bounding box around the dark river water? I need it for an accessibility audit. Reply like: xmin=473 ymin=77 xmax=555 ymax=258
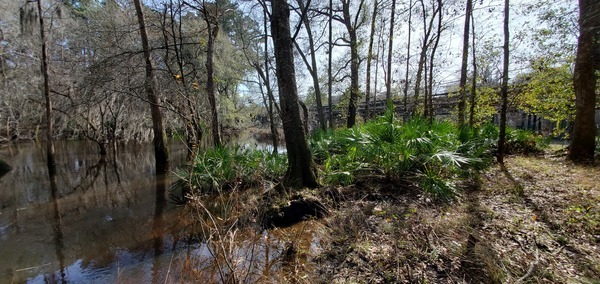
xmin=0 ymin=141 xmax=195 ymax=283
xmin=0 ymin=140 xmax=310 ymax=283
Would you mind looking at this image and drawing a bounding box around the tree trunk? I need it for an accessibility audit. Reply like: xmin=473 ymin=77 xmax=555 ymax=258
xmin=133 ymin=0 xmax=170 ymax=173
xmin=296 ymin=0 xmax=326 ymax=131
xmin=264 ymin=8 xmax=279 ymax=154
xmin=468 ymin=10 xmax=477 ymax=127
xmin=497 ymin=0 xmax=509 ymax=164
xmin=426 ymin=0 xmax=443 ymax=120
xmin=413 ymin=0 xmax=437 ymax=116
xmin=403 ymin=0 xmax=413 ymax=121
xmin=423 ymin=56 xmax=429 ymax=117
xmin=365 ymin=0 xmax=379 ymax=120
xmin=385 ymin=0 xmax=396 ymax=108
xmin=568 ymin=0 xmax=599 ymax=163
xmin=328 ymin=0 xmax=334 ymax=129
xmin=203 ymin=7 xmax=221 ymax=147
xmin=258 ymin=73 xmax=279 ymax=154
xmin=299 ymin=100 xmax=309 ymax=134
xmin=270 ymin=0 xmax=318 ymax=188
xmin=164 ymin=1 xmax=202 ymax=159
xmin=37 ymin=0 xmax=56 ymax=174
xmin=374 ymin=22 xmax=384 ymax=116
xmin=457 ymin=0 xmax=473 ymax=126
xmin=342 ymin=0 xmax=361 ymax=128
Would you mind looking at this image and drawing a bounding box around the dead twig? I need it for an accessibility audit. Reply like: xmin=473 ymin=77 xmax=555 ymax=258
xmin=514 ymin=247 xmax=539 ymax=284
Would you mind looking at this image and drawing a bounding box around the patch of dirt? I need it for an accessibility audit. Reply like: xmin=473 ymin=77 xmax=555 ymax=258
xmin=301 ymin=155 xmax=600 ymax=283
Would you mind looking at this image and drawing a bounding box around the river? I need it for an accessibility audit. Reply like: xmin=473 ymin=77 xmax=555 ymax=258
xmin=0 ymin=141 xmax=194 ymax=283
xmin=0 ymin=140 xmax=314 ymax=283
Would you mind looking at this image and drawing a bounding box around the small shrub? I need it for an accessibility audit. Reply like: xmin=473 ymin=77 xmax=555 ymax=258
xmin=174 ymin=146 xmax=287 ymax=195
xmin=505 ymin=128 xmax=549 ymax=155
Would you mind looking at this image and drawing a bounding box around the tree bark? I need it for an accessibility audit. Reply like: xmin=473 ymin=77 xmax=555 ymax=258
xmin=133 ymin=0 xmax=170 ymax=173
xmin=497 ymin=0 xmax=509 ymax=164
xmin=426 ymin=0 xmax=442 ymax=120
xmin=164 ymin=1 xmax=202 ymax=159
xmin=374 ymin=21 xmax=385 ymax=117
xmin=568 ymin=0 xmax=599 ymax=163
xmin=270 ymin=0 xmax=318 ymax=188
xmin=413 ymin=0 xmax=438 ymax=116
xmin=365 ymin=0 xmax=379 ymax=120
xmin=296 ymin=0 xmax=326 ymax=131
xmin=257 ymin=71 xmax=279 ymax=154
xmin=37 ymin=0 xmax=56 ymax=173
xmin=385 ymin=0 xmax=396 ymax=108
xmin=328 ymin=0 xmax=334 ymax=129
xmin=264 ymin=7 xmax=279 ymax=154
xmin=457 ymin=0 xmax=473 ymax=126
xmin=468 ymin=10 xmax=477 ymax=127
xmin=203 ymin=5 xmax=222 ymax=147
xmin=341 ymin=0 xmax=363 ymax=128
xmin=403 ymin=0 xmax=413 ymax=121
xmin=299 ymin=100 xmax=309 ymax=134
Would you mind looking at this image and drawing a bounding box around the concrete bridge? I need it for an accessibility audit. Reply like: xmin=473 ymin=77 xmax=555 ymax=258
xmin=318 ymin=92 xmax=458 ymax=124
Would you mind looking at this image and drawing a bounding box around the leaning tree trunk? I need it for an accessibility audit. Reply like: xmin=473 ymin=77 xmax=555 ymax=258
xmin=568 ymin=0 xmax=599 ymax=163
xmin=270 ymin=0 xmax=318 ymax=188
xmin=37 ymin=0 xmax=56 ymax=174
xmin=296 ymin=0 xmax=326 ymax=131
xmin=133 ymin=0 xmax=170 ymax=173
xmin=497 ymin=0 xmax=509 ymax=164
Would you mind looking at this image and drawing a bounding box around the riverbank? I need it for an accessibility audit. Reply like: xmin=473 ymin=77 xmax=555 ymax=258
xmin=276 ymin=153 xmax=599 ymax=283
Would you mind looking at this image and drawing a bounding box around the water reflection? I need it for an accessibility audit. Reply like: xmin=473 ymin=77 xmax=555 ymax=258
xmin=0 ymin=139 xmax=316 ymax=283
xmin=228 ymin=131 xmax=287 ymax=153
xmin=0 ymin=141 xmax=188 ymax=283
xmin=49 ymin=170 xmax=66 ymax=283
xmin=151 ymin=172 xmax=167 ymax=283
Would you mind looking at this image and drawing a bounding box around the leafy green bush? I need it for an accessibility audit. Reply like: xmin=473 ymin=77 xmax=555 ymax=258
xmin=505 ymin=128 xmax=549 ymax=155
xmin=309 ymin=111 xmax=494 ymax=200
xmin=458 ymin=124 xmax=548 ymax=156
xmin=174 ymin=146 xmax=287 ymax=195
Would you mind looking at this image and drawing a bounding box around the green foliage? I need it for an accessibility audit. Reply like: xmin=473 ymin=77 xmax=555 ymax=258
xmin=467 ymin=85 xmax=500 ymax=127
xmin=175 ymin=146 xmax=287 ymax=194
xmin=523 ymin=1 xmax=578 ymax=63
xmin=504 ymin=128 xmax=549 ymax=155
xmin=310 ymin=110 xmax=496 ymax=200
xmin=517 ymin=61 xmax=575 ymax=135
xmin=448 ymin=84 xmax=499 ymax=127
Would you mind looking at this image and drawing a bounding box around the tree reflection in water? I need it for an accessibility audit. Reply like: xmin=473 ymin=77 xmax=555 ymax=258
xmin=48 ymin=168 xmax=66 ymax=283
